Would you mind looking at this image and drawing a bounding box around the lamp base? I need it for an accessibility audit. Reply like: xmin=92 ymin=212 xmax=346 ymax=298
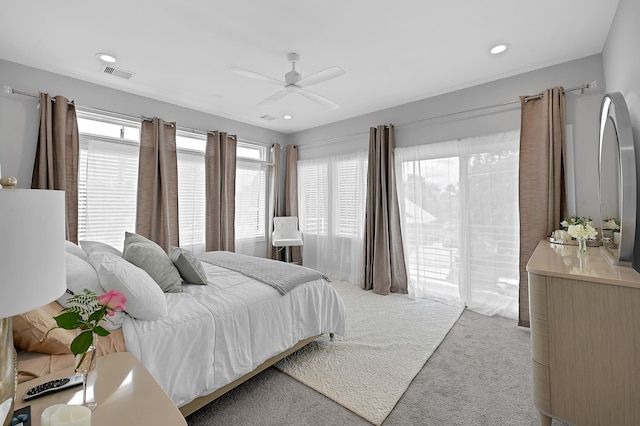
xmin=0 ymin=317 xmax=17 ymax=426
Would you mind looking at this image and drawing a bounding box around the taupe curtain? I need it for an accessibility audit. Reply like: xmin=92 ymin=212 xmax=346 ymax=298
xmin=136 ymin=117 xmax=179 ymax=252
xmin=518 ymin=87 xmax=566 ymax=327
xmin=31 ymin=93 xmax=79 ymax=243
xmin=205 ymin=131 xmax=237 ymax=252
xmin=267 ymin=143 xmax=282 ymax=259
xmin=362 ymin=125 xmax=408 ymax=295
xmin=284 ymin=145 xmax=302 ymax=263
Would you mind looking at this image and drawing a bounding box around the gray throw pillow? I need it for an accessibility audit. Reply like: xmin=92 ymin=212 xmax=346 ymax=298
xmin=170 ymin=247 xmax=207 ymax=285
xmin=123 ymin=232 xmax=182 ymax=293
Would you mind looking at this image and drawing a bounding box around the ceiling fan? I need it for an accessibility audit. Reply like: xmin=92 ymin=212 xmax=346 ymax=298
xmin=232 ymin=52 xmax=345 ymax=109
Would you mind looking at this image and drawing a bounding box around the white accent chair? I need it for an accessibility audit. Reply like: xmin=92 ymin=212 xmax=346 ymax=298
xmin=272 ymin=216 xmax=303 ymax=263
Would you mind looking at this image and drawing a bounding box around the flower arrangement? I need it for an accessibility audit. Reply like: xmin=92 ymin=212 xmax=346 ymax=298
xmin=602 ymin=217 xmax=621 ymax=231
xmin=560 ymin=215 xmax=593 ymax=230
xmin=50 ymin=289 xmax=127 ymax=357
xmin=563 ymin=216 xmax=598 ymax=240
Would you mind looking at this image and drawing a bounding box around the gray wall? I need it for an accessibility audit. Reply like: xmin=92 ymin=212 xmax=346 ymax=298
xmin=290 ymin=55 xmax=606 ymax=219
xmin=0 ymin=59 xmax=288 ymax=188
xmin=602 ymin=0 xmax=640 ymax=131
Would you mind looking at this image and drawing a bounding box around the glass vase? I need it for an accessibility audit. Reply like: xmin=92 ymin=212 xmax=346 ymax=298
xmin=74 ymin=333 xmax=98 ymax=411
xmin=577 ymin=237 xmax=588 ymax=255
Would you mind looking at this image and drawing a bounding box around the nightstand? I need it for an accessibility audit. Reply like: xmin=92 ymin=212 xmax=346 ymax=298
xmin=15 ymin=352 xmax=186 ymax=426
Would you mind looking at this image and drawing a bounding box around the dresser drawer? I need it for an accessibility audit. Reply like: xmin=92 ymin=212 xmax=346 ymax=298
xmin=532 ymin=360 xmax=551 ymax=415
xmin=528 ymin=273 xmax=547 ymax=320
xmin=530 ymin=316 xmax=549 ymax=366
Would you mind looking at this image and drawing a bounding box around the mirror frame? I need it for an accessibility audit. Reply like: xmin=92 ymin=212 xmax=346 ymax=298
xmin=598 ymin=92 xmax=636 ymax=263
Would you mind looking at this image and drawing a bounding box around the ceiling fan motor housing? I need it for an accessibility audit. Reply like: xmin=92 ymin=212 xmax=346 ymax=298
xmin=285 ymin=70 xmax=302 ymax=84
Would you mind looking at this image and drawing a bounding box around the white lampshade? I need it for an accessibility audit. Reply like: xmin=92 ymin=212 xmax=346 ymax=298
xmin=0 ymin=189 xmax=66 ymax=317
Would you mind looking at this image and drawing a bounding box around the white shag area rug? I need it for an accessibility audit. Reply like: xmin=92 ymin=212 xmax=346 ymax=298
xmin=275 ymin=280 xmax=464 ymax=425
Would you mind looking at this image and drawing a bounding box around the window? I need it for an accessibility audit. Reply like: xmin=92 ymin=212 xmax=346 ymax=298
xmin=298 ymin=151 xmax=367 ymax=282
xmin=300 ymin=162 xmax=328 ymax=235
xmin=176 ymin=133 xmax=206 ymax=252
xmin=77 ymin=112 xmax=140 ymax=250
xmin=395 ymin=130 xmax=520 ymax=319
xmin=77 ymin=109 xmax=269 ymax=251
xmin=235 ymin=142 xmax=268 ymax=241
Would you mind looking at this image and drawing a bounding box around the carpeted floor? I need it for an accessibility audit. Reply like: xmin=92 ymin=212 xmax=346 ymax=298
xmin=186 ymin=308 xmax=566 ymax=425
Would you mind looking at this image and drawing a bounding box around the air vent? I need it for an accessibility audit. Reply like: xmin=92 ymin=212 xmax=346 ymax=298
xmin=259 ymin=115 xmax=277 ymax=121
xmin=100 ymin=64 xmax=135 ymax=80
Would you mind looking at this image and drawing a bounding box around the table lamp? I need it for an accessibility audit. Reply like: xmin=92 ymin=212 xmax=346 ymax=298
xmin=0 ymin=188 xmax=66 ymax=426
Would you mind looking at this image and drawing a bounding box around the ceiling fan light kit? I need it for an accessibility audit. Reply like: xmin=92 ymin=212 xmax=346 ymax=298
xmin=232 ymin=52 xmax=344 ymax=109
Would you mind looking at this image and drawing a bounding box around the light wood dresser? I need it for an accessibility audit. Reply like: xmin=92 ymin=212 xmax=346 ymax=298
xmin=527 ymin=240 xmax=640 ymax=426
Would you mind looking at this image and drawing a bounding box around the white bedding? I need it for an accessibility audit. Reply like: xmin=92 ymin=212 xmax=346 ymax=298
xmin=122 ymin=261 xmax=346 ymax=407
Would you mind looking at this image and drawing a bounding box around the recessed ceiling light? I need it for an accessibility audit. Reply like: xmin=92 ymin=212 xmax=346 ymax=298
xmin=490 ymin=44 xmax=510 ymax=55
xmin=96 ymin=53 xmax=117 ymax=63
xmin=283 ymin=115 xmax=293 ymax=120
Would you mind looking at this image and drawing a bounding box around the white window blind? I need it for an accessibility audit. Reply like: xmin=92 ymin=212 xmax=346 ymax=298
xmin=78 ymin=137 xmax=139 ymax=250
xmin=335 ymin=159 xmax=366 ymax=238
xmin=235 ymin=162 xmax=266 ymax=240
xmin=177 ymin=149 xmax=206 ymax=252
xmin=300 ymin=162 xmax=328 ymax=235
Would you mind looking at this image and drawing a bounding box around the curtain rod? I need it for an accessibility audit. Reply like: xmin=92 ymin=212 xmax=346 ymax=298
xmin=3 ymin=85 xmax=270 ymax=146
xmin=297 ymin=82 xmax=596 ymax=149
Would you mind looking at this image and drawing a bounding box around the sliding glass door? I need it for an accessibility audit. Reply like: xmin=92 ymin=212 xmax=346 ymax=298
xmin=395 ymin=130 xmax=520 ymax=318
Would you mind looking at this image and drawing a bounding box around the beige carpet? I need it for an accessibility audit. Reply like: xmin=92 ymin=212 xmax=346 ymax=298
xmin=275 ymin=280 xmax=464 ymax=425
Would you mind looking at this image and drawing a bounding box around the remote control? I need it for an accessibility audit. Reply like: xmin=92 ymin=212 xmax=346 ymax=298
xmin=23 ymin=374 xmax=84 ymax=400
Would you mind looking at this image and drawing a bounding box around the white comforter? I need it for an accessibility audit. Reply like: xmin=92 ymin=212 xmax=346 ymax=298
xmin=122 ymin=262 xmax=346 ymax=407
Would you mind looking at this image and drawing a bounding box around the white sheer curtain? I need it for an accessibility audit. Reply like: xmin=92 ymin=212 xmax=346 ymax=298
xmin=298 ymin=151 xmax=368 ymax=283
xmin=395 ymin=130 xmax=520 ymax=318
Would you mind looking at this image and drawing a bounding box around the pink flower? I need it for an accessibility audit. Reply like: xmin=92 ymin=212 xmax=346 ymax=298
xmin=98 ymin=290 xmax=127 ymax=316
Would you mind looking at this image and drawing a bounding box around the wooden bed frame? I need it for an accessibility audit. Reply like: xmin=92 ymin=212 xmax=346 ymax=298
xmin=178 ymin=334 xmax=320 ymax=417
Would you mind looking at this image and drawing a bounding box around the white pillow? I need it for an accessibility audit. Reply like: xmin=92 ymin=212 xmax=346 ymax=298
xmin=57 ymin=252 xmax=104 ymax=307
xmin=65 ymin=240 xmax=88 ymax=260
xmin=80 ymin=240 xmax=123 ymax=257
xmin=58 ymin=253 xmax=124 ymax=330
xmin=88 ymin=252 xmax=168 ymax=321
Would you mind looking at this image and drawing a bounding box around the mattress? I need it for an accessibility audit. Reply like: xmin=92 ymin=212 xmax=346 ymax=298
xmin=122 ymin=260 xmax=346 ymax=407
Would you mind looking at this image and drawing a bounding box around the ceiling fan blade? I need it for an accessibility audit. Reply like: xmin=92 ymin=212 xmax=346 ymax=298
xmin=257 ymin=89 xmax=289 ymax=108
xmin=298 ymin=88 xmax=340 ymax=109
xmin=231 ymin=66 xmax=284 ymax=86
xmin=298 ymin=66 xmax=345 ymax=87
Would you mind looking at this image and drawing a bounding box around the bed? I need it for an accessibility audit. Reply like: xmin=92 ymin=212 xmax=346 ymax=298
xmin=13 ymin=236 xmax=346 ymax=417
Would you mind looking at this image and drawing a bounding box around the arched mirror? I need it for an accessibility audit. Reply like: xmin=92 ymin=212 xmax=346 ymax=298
xmin=598 ymin=92 xmax=636 ymax=265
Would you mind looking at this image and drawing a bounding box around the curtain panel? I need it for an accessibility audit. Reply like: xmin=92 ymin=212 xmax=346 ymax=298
xmin=363 ymin=125 xmax=408 ymax=294
xmin=518 ymin=87 xmax=567 ymax=327
xmin=136 ymin=117 xmax=180 ymax=252
xmin=31 ymin=93 xmax=79 ymax=242
xmin=395 ymin=130 xmax=521 ymax=319
xmin=284 ymin=145 xmax=302 ymax=263
xmin=205 ymin=131 xmax=237 ymax=252
xmin=297 ymin=151 xmax=368 ymax=283
xmin=267 ymin=143 xmax=282 ymax=259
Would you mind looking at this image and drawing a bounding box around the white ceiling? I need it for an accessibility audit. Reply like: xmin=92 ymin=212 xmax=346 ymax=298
xmin=0 ymin=0 xmax=619 ymax=134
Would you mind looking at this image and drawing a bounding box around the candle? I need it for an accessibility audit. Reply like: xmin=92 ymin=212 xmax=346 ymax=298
xmin=41 ymin=405 xmax=91 ymax=426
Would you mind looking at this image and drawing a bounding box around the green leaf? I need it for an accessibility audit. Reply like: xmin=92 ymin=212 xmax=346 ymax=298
xmin=93 ymin=326 xmax=110 ymax=337
xmin=53 ymin=312 xmax=84 ymax=330
xmin=70 ymin=331 xmax=94 ymax=356
xmin=88 ymin=309 xmax=103 ymax=323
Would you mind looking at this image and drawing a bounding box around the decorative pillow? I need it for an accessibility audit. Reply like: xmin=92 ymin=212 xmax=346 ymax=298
xmin=65 ymin=240 xmax=88 ymax=261
xmin=12 ymin=301 xmax=75 ymax=355
xmin=122 ymin=232 xmax=182 ymax=293
xmin=79 ymin=240 xmax=123 ymax=257
xmin=170 ymin=247 xmax=207 ymax=285
xmin=88 ymin=252 xmax=168 ymax=321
